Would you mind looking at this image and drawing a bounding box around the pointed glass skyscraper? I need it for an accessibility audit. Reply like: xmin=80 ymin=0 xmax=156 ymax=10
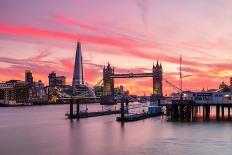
xmin=72 ymin=41 xmax=95 ymax=97
xmin=72 ymin=41 xmax=84 ymax=87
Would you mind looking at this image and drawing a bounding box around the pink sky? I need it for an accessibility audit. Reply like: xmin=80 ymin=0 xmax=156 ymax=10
xmin=1 ymin=0 xmax=232 ymax=95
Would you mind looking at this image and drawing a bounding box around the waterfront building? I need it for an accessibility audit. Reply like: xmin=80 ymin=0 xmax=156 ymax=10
xmin=14 ymin=82 xmax=29 ymax=103
xmin=165 ymin=90 xmax=232 ymax=105
xmin=25 ymin=70 xmax=33 ymax=84
xmin=0 ymin=80 xmax=19 ymax=105
xmin=0 ymin=79 xmax=48 ymax=105
xmin=29 ymin=80 xmax=48 ymax=104
xmin=48 ymin=71 xmax=69 ymax=102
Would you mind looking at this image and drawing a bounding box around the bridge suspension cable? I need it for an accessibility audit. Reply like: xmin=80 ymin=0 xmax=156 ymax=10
xmin=93 ymin=79 xmax=103 ymax=89
xmin=164 ymin=79 xmax=181 ymax=91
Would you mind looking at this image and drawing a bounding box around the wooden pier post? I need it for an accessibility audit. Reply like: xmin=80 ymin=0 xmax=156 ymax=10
xmin=195 ymin=105 xmax=198 ymax=114
xmin=228 ymin=106 xmax=231 ymax=119
xmin=206 ymin=105 xmax=210 ymax=119
xmin=203 ymin=106 xmax=205 ymax=120
xmin=194 ymin=105 xmax=198 ymax=119
xmin=216 ymin=105 xmax=220 ymax=120
xmin=126 ymin=98 xmax=129 ymax=113
xmin=221 ymin=105 xmax=224 ymax=119
xmin=69 ymin=98 xmax=73 ymax=119
xmin=76 ymin=99 xmax=80 ymax=119
xmin=120 ymin=99 xmax=125 ymax=122
xmin=172 ymin=105 xmax=179 ymax=120
xmin=191 ymin=105 xmax=194 ymax=121
xmin=180 ymin=105 xmax=184 ymax=120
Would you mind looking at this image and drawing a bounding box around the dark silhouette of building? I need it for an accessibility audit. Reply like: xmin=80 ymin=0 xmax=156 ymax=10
xmin=48 ymin=72 xmax=66 ymax=87
xmin=56 ymin=76 xmax=66 ymax=86
xmin=153 ymin=61 xmax=163 ymax=97
xmin=25 ymin=70 xmax=33 ymax=84
xmin=48 ymin=72 xmax=57 ymax=87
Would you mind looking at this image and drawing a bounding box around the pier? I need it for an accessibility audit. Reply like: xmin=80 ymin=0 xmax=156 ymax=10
xmin=166 ymin=100 xmax=232 ymax=121
xmin=116 ymin=97 xmax=163 ymax=122
xmin=66 ymin=97 xmax=120 ymax=119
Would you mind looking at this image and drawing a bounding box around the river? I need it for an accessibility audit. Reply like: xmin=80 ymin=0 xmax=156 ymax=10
xmin=0 ymin=104 xmax=232 ymax=155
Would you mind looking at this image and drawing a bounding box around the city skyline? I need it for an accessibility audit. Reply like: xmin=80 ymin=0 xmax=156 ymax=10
xmin=1 ymin=0 xmax=232 ymax=95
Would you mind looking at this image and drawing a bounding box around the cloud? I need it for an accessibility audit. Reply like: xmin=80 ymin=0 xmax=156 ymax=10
xmin=52 ymin=15 xmax=98 ymax=32
xmin=0 ymin=22 xmax=158 ymax=50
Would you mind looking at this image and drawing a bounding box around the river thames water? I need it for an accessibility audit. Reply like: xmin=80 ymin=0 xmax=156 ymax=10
xmin=0 ymin=104 xmax=232 ymax=155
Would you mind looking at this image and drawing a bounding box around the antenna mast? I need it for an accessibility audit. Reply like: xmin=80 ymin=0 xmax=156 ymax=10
xmin=180 ymin=55 xmax=182 ymax=92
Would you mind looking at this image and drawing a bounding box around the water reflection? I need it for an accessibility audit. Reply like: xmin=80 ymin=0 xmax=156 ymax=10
xmin=0 ymin=104 xmax=232 ymax=155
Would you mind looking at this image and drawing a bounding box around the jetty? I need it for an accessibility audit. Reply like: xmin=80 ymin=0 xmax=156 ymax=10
xmin=66 ymin=110 xmax=120 ymax=119
xmin=116 ymin=102 xmax=163 ymax=122
xmin=66 ymin=98 xmax=121 ymax=119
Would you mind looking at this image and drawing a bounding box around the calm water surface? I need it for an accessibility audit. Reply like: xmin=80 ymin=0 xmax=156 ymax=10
xmin=0 ymin=104 xmax=232 ymax=155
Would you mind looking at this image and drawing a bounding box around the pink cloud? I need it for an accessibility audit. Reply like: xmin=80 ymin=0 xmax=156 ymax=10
xmin=52 ymin=15 xmax=98 ymax=31
xmin=0 ymin=23 xmax=158 ymax=50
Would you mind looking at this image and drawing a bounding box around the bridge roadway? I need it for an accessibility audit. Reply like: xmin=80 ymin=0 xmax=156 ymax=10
xmin=110 ymin=73 xmax=153 ymax=78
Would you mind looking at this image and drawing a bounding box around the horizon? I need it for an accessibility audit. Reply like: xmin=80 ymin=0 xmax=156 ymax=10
xmin=1 ymin=0 xmax=232 ymax=95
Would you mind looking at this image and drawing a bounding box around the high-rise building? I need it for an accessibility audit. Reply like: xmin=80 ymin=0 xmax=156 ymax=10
xmin=72 ymin=42 xmax=95 ymax=97
xmin=25 ymin=70 xmax=33 ymax=84
xmin=48 ymin=72 xmax=66 ymax=87
xmin=48 ymin=72 xmax=56 ymax=87
xmin=72 ymin=41 xmax=84 ymax=86
xmin=56 ymin=76 xmax=66 ymax=86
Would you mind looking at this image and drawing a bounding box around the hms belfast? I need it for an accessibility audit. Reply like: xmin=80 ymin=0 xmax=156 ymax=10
xmin=72 ymin=41 xmax=95 ymax=97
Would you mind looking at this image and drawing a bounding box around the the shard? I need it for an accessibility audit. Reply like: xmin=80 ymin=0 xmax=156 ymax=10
xmin=72 ymin=41 xmax=84 ymax=87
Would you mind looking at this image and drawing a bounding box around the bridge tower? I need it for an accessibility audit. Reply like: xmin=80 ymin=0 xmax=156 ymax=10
xmin=103 ymin=63 xmax=114 ymax=96
xmin=152 ymin=61 xmax=163 ymax=97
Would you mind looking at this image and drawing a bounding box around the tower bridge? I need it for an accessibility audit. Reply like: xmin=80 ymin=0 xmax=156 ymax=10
xmin=101 ymin=61 xmax=163 ymax=105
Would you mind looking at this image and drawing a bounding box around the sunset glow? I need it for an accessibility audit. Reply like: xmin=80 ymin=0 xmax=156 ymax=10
xmin=1 ymin=0 xmax=232 ymax=95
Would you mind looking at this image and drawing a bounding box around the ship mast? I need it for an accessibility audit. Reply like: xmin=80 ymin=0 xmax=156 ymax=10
xmin=180 ymin=55 xmax=183 ymax=92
